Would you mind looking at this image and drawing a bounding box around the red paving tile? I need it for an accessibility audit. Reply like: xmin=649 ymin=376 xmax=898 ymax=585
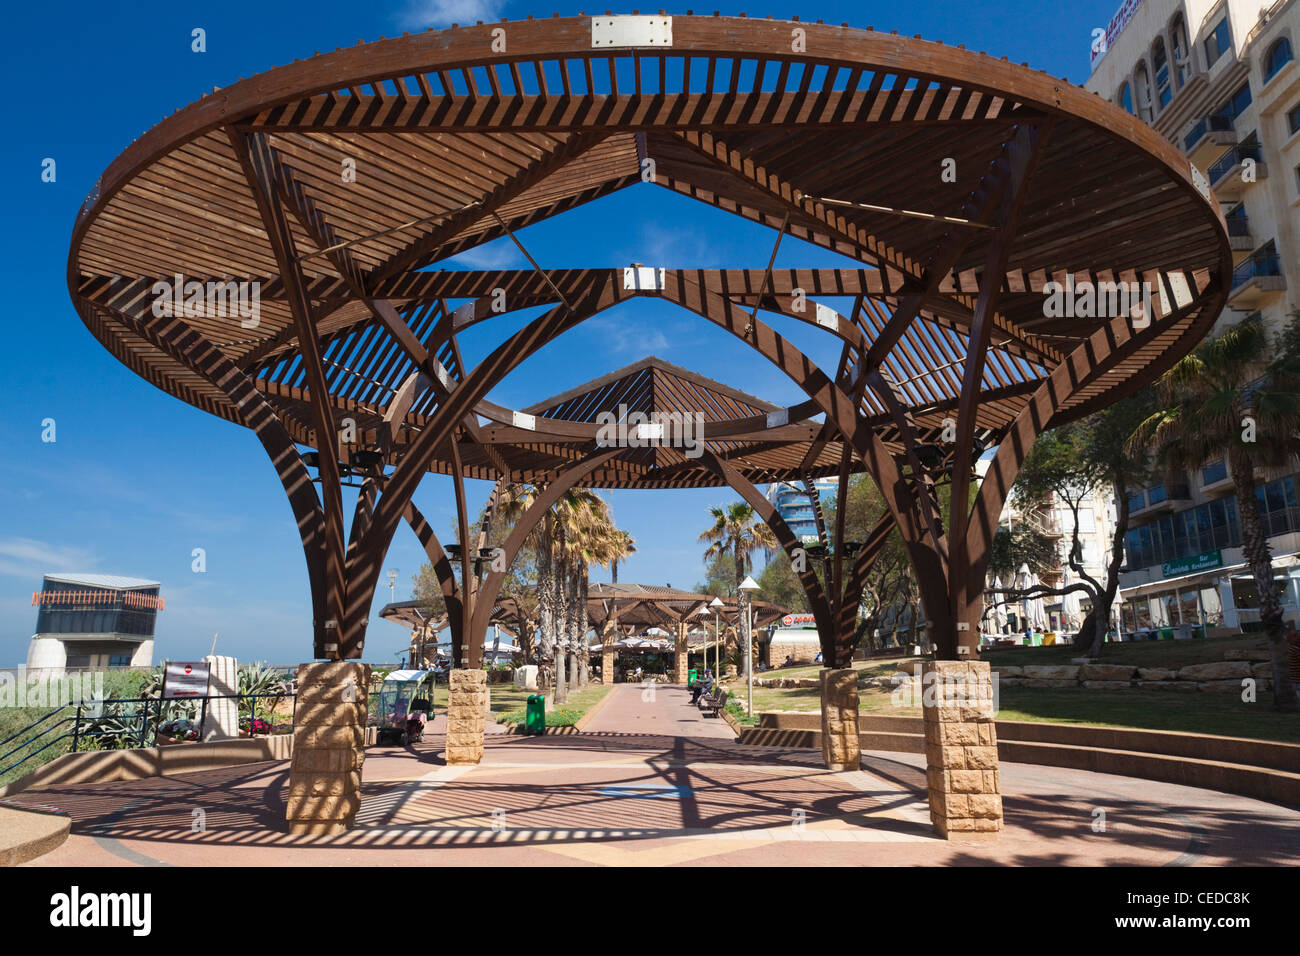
xmin=10 ymin=685 xmax=1300 ymax=866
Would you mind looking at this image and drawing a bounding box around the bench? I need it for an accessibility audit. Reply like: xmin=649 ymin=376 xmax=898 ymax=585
xmin=700 ymin=689 xmax=728 ymax=717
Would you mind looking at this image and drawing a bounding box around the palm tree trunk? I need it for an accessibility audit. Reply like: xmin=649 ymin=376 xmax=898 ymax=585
xmin=1230 ymin=446 xmax=1298 ymax=711
xmin=1079 ymin=488 xmax=1131 ymax=657
xmin=577 ymin=571 xmax=591 ymax=686
xmin=566 ymin=569 xmax=580 ymax=693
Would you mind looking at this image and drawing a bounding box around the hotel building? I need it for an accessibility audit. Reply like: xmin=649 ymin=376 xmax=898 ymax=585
xmin=1086 ymin=0 xmax=1300 ymax=634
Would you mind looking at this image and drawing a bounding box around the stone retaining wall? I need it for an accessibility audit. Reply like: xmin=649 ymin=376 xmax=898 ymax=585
xmin=992 ymin=656 xmax=1273 ymax=692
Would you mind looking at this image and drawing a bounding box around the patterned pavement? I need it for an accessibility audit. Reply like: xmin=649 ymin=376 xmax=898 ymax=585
xmin=11 ymin=685 xmax=1300 ymax=866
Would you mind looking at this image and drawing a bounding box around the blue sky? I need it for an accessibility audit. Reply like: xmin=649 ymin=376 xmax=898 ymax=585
xmin=0 ymin=0 xmax=1119 ymax=666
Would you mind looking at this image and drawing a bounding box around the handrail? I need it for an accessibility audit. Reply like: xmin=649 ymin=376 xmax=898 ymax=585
xmin=0 ymin=690 xmax=296 ymax=780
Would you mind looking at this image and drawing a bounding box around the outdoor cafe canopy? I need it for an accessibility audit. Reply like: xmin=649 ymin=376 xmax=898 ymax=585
xmin=69 ymin=14 xmax=1230 ymax=666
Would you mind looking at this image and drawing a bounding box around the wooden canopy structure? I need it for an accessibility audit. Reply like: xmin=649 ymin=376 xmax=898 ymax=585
xmin=585 ymin=582 xmax=787 ymax=643
xmin=69 ymin=15 xmax=1229 ymax=668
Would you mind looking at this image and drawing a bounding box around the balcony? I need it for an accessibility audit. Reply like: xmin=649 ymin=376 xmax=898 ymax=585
xmin=1224 ymin=207 xmax=1254 ymax=256
xmin=1134 ymin=483 xmax=1192 ymax=515
xmin=1228 ymin=252 xmax=1286 ymax=308
xmin=1184 ymin=115 xmax=1236 ymax=165
xmin=1208 ymin=144 xmax=1267 ymax=201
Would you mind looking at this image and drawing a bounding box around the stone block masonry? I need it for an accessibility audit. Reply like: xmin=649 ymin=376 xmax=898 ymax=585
xmin=922 ymin=661 xmax=1002 ymax=841
xmin=819 ymin=668 xmax=860 ymax=771
xmin=446 ymin=668 xmax=487 ymax=765
xmin=287 ymin=661 xmax=369 ymax=836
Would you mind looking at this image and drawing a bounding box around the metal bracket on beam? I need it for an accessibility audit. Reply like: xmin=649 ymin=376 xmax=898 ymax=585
xmin=814 ymin=302 xmax=839 ymax=331
xmin=624 ymin=266 xmax=666 ymax=291
xmin=592 ymin=15 xmax=673 ymax=48
xmin=1189 ymin=163 xmax=1212 ymax=204
xmin=512 ymin=411 xmax=537 ymax=431
xmin=766 ymin=408 xmax=790 ymax=428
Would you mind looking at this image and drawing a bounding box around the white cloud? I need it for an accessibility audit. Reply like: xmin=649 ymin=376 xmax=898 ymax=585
xmin=585 ymin=314 xmax=671 ymax=354
xmin=444 ymin=240 xmax=526 ymax=271
xmin=398 ymin=0 xmax=503 ymax=29
xmin=0 ymin=538 xmax=100 ymax=581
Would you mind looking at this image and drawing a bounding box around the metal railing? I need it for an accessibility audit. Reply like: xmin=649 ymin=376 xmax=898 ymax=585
xmin=1183 ymin=114 xmax=1234 ymax=152
xmin=0 ymin=690 xmax=293 ymax=780
xmin=1232 ymin=252 xmax=1283 ymax=289
xmin=1225 ymin=206 xmax=1251 ymax=237
xmin=1209 ymin=143 xmax=1262 ymax=185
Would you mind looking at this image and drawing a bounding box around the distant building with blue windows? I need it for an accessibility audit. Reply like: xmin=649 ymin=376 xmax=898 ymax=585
xmin=765 ymin=479 xmax=839 ymax=543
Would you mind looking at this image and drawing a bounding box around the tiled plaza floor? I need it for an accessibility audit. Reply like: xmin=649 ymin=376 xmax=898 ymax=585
xmin=11 ymin=686 xmax=1300 ymax=866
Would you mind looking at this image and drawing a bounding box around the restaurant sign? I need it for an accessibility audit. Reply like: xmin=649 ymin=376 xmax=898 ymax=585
xmin=1161 ymin=549 xmax=1223 ymax=578
xmin=781 ymin=613 xmax=817 ymax=628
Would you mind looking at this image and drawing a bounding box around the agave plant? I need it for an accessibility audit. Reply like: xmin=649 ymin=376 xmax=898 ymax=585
xmin=238 ymin=662 xmax=289 ymax=716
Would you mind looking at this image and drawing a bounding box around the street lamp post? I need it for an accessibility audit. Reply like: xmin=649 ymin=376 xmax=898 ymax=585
xmin=708 ymin=597 xmax=724 ymax=680
xmin=738 ymin=576 xmax=760 ymax=716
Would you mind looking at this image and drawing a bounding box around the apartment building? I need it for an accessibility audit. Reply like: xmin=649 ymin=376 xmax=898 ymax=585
xmin=1086 ymin=0 xmax=1300 ymax=635
xmin=764 ymin=478 xmax=839 ymax=544
xmin=978 ymin=459 xmax=1121 ymax=634
xmin=1087 ymin=0 xmax=1298 ymax=333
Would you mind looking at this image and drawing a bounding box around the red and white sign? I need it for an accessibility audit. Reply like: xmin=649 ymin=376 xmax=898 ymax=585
xmin=163 ymin=662 xmax=211 ymax=699
xmin=782 ymin=613 xmax=816 ymax=627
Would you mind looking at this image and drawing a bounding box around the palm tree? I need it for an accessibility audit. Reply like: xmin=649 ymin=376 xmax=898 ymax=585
xmin=699 ymin=502 xmax=776 ymax=659
xmin=1131 ymin=317 xmax=1300 ymax=712
xmin=700 ymin=502 xmax=776 ymax=592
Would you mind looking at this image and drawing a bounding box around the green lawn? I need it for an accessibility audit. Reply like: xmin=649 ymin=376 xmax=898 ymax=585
xmin=729 ymin=673 xmax=1300 ymax=744
xmin=492 ymin=683 xmax=612 ymax=727
xmin=995 ymin=685 xmax=1300 ymax=743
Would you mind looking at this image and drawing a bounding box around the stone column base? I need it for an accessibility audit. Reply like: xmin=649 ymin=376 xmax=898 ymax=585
xmin=819 ymin=668 xmax=861 ymax=771
xmin=602 ymin=647 xmax=615 ymax=685
xmin=446 ymin=669 xmax=487 ymax=766
xmin=673 ymin=646 xmax=689 ymax=684
xmin=287 ymin=661 xmax=369 ymax=836
xmin=922 ymin=661 xmax=1002 ymax=841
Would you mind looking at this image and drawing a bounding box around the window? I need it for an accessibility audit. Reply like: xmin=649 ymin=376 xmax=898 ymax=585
xmin=1205 ymin=17 xmax=1232 ymax=67
xmin=1135 ymin=63 xmax=1154 ymax=122
xmin=1217 ymin=82 xmax=1253 ymax=124
xmin=1202 ymin=459 xmax=1228 ymax=484
xmin=1171 ymin=15 xmax=1191 ymax=86
xmin=1266 ymin=37 xmax=1293 ymax=80
xmin=1078 ymin=508 xmax=1096 ymax=533
xmin=1288 ymin=102 xmax=1300 ymax=136
xmin=1119 ymin=82 xmax=1134 ymax=114
xmin=1153 ymin=38 xmax=1172 ymax=109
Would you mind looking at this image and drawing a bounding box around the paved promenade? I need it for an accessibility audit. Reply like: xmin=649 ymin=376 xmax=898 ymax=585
xmin=10 ymin=685 xmax=1300 ymax=866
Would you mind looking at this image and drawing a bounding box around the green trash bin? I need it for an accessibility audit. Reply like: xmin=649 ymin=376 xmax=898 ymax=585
xmin=688 ymin=668 xmax=698 ymax=687
xmin=525 ymin=694 xmax=546 ymax=735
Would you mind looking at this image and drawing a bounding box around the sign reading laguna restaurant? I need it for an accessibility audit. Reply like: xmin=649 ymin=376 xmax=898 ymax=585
xmin=1090 ymin=0 xmax=1144 ymax=70
xmin=1161 ymin=550 xmax=1223 ymax=578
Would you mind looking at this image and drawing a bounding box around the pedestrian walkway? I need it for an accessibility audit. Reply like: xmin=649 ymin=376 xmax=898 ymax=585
xmin=9 ymin=683 xmax=1300 ymax=867
xmin=580 ymin=684 xmax=735 ymax=738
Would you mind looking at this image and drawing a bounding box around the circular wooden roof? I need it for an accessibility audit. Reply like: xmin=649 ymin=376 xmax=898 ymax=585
xmin=68 ymin=14 xmax=1230 ymax=490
